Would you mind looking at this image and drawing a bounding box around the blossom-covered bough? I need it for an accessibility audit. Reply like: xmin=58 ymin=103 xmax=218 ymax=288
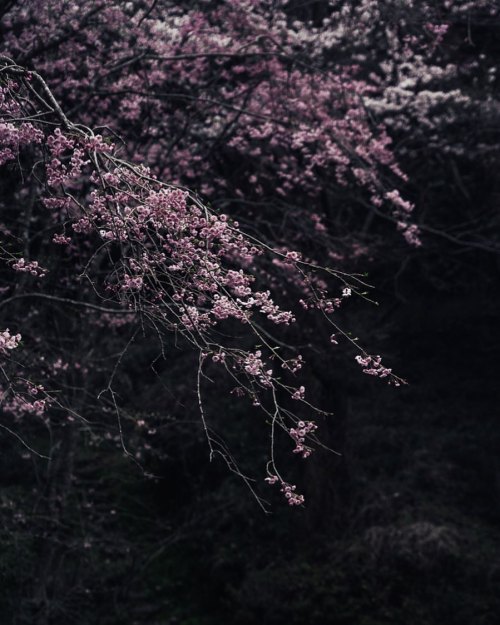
xmin=8 ymin=0 xmax=497 ymax=511
xmin=1 ymin=1 xmax=499 ymax=619
xmin=0 ymin=53 xmax=405 ymax=508
xmin=2 ymin=0 xmax=498 ymax=513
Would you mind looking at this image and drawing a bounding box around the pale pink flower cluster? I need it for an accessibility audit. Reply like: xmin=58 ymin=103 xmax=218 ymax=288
xmin=265 ymin=475 xmax=304 ymax=506
xmin=280 ymin=482 xmax=304 ymax=506
xmin=121 ymin=274 xmax=144 ymax=291
xmin=212 ymin=295 xmax=248 ymax=322
xmin=386 ymin=190 xmax=422 ymax=247
xmin=398 ymin=222 xmax=422 ymax=247
xmin=289 ymin=420 xmax=317 ymax=458
xmin=0 ymin=329 xmax=21 ymax=355
xmin=211 ymin=350 xmax=226 ymax=364
xmin=0 ymin=86 xmax=43 ymax=165
xmin=26 ymin=381 xmax=44 ymax=396
xmin=46 ymin=127 xmax=74 ymax=157
xmin=49 ymin=160 xmax=298 ymax=333
xmin=248 ymin=291 xmax=295 ymax=325
xmin=317 ymin=297 xmax=342 ymax=314
xmin=298 ymin=279 xmax=351 ymax=313
xmin=46 ymin=129 xmax=89 ymax=187
xmin=46 ymin=158 xmax=66 ymax=186
xmin=281 ymin=355 xmax=304 ymax=373
xmin=12 ymin=258 xmax=47 ymax=277
xmin=242 ymin=350 xmax=273 ymax=387
xmin=425 ymin=23 xmax=449 ymax=48
xmin=225 ymin=269 xmax=252 ymax=298
xmin=284 ymin=250 xmax=301 ymax=262
xmin=83 ymin=134 xmax=110 ymax=153
xmin=291 ymin=386 xmax=305 ymax=400
xmin=355 ymin=354 xmax=392 ymax=379
xmin=385 ymin=189 xmax=413 ymax=214
xmin=243 ymin=352 xmax=263 ymax=376
xmin=52 ymin=233 xmax=71 ymax=245
xmin=180 ymin=306 xmax=207 ymax=332
xmin=2 ymin=394 xmax=46 ymax=419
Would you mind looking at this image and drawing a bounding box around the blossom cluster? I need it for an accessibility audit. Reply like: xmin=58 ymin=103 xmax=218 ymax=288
xmin=2 ymin=394 xmax=47 ymax=419
xmin=0 ymin=84 xmax=43 ymax=166
xmin=0 ymin=0 xmax=424 ymax=248
xmin=355 ymin=354 xmax=394 ymax=380
xmin=0 ymin=0 xmax=436 ymax=508
xmin=0 ymin=329 xmax=21 ymax=355
xmin=289 ymin=420 xmax=318 ymax=459
xmin=11 ymin=258 xmax=47 ymax=277
xmin=265 ymin=475 xmax=305 ymax=506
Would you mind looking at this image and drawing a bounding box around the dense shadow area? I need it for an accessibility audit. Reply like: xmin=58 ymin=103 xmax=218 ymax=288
xmin=135 ymin=253 xmax=499 ymax=625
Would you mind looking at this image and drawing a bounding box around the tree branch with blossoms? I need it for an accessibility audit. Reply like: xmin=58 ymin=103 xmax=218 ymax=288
xmin=0 ymin=54 xmax=405 ymax=508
